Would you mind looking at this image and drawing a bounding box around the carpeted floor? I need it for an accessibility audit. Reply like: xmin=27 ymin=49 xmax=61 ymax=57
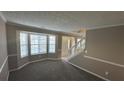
xmin=9 ymin=60 xmax=104 ymax=81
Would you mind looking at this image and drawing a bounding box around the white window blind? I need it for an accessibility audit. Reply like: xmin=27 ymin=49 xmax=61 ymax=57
xmin=48 ymin=35 xmax=56 ymax=53
xmin=20 ymin=32 xmax=28 ymax=58
xmin=30 ymin=34 xmax=47 ymax=55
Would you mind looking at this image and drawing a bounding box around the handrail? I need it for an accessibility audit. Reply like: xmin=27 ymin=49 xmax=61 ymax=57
xmin=69 ymin=37 xmax=85 ymax=51
xmin=67 ymin=37 xmax=86 ymax=57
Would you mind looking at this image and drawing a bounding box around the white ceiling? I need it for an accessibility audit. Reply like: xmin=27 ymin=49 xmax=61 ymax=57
xmin=2 ymin=11 xmax=124 ymax=32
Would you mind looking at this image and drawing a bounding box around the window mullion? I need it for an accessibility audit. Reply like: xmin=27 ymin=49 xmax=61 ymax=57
xmin=28 ymin=33 xmax=31 ymax=56
xmin=38 ymin=35 xmax=41 ymax=54
xmin=47 ymin=35 xmax=49 ymax=54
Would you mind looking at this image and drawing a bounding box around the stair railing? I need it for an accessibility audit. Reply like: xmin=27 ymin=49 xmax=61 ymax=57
xmin=68 ymin=37 xmax=86 ymax=58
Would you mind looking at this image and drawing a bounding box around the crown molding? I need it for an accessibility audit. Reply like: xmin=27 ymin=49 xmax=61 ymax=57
xmin=7 ymin=21 xmax=81 ymax=37
xmin=87 ymin=24 xmax=124 ymax=30
xmin=0 ymin=12 xmax=7 ymax=22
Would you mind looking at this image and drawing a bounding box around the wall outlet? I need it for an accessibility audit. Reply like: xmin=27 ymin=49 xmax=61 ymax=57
xmin=105 ymin=71 xmax=109 ymax=76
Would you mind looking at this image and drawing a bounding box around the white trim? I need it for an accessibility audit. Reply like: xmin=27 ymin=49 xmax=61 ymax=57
xmin=66 ymin=61 xmax=110 ymax=81
xmin=47 ymin=58 xmax=62 ymax=60
xmin=9 ymin=58 xmax=61 ymax=72
xmin=9 ymin=68 xmax=18 ymax=72
xmin=0 ymin=56 xmax=9 ymax=81
xmin=0 ymin=56 xmax=8 ymax=73
xmin=0 ymin=12 xmax=7 ymax=22
xmin=7 ymin=22 xmax=80 ymax=37
xmin=87 ymin=24 xmax=124 ymax=30
xmin=19 ymin=58 xmax=61 ymax=70
xmin=84 ymin=55 xmax=124 ymax=68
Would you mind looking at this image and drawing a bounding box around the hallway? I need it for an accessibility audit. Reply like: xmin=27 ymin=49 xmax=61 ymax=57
xmin=9 ymin=60 xmax=103 ymax=81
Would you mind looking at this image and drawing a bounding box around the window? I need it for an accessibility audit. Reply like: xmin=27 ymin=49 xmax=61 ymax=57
xmin=81 ymin=39 xmax=86 ymax=49
xmin=77 ymin=38 xmax=81 ymax=48
xmin=67 ymin=40 xmax=71 ymax=49
xmin=48 ymin=35 xmax=56 ymax=53
xmin=19 ymin=31 xmax=56 ymax=58
xmin=20 ymin=32 xmax=28 ymax=58
xmin=30 ymin=33 xmax=47 ymax=55
xmin=77 ymin=38 xmax=81 ymax=42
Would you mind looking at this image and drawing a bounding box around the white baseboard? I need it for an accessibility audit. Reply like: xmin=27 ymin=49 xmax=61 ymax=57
xmin=9 ymin=58 xmax=62 ymax=72
xmin=84 ymin=55 xmax=124 ymax=68
xmin=66 ymin=60 xmax=110 ymax=81
xmin=0 ymin=56 xmax=9 ymax=81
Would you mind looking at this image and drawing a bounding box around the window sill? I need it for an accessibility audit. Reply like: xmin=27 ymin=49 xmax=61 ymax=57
xmin=30 ymin=53 xmax=47 ymax=56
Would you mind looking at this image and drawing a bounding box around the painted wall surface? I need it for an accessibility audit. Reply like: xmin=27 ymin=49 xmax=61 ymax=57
xmin=86 ymin=26 xmax=124 ymax=64
xmin=6 ymin=23 xmax=79 ymax=70
xmin=0 ymin=15 xmax=8 ymax=80
xmin=69 ymin=25 xmax=124 ymax=80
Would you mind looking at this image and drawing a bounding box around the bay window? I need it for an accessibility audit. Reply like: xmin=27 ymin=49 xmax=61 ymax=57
xmin=19 ymin=31 xmax=56 ymax=59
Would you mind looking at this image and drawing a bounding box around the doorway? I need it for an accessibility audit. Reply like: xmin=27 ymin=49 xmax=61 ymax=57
xmin=61 ymin=36 xmax=75 ymax=58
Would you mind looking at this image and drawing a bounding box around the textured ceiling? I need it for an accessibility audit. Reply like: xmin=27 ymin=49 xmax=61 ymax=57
xmin=2 ymin=11 xmax=124 ymax=32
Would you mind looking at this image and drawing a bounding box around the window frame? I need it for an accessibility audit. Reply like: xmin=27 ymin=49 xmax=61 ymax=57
xmin=17 ymin=31 xmax=57 ymax=60
xmin=30 ymin=32 xmax=47 ymax=55
xmin=48 ymin=35 xmax=56 ymax=53
xmin=19 ymin=31 xmax=29 ymax=58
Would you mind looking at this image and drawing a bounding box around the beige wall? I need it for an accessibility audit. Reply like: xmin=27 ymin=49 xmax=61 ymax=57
xmin=0 ymin=14 xmax=8 ymax=80
xmin=69 ymin=25 xmax=124 ymax=80
xmin=86 ymin=26 xmax=124 ymax=64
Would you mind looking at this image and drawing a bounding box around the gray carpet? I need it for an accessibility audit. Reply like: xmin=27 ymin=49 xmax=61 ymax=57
xmin=9 ymin=60 xmax=104 ymax=81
